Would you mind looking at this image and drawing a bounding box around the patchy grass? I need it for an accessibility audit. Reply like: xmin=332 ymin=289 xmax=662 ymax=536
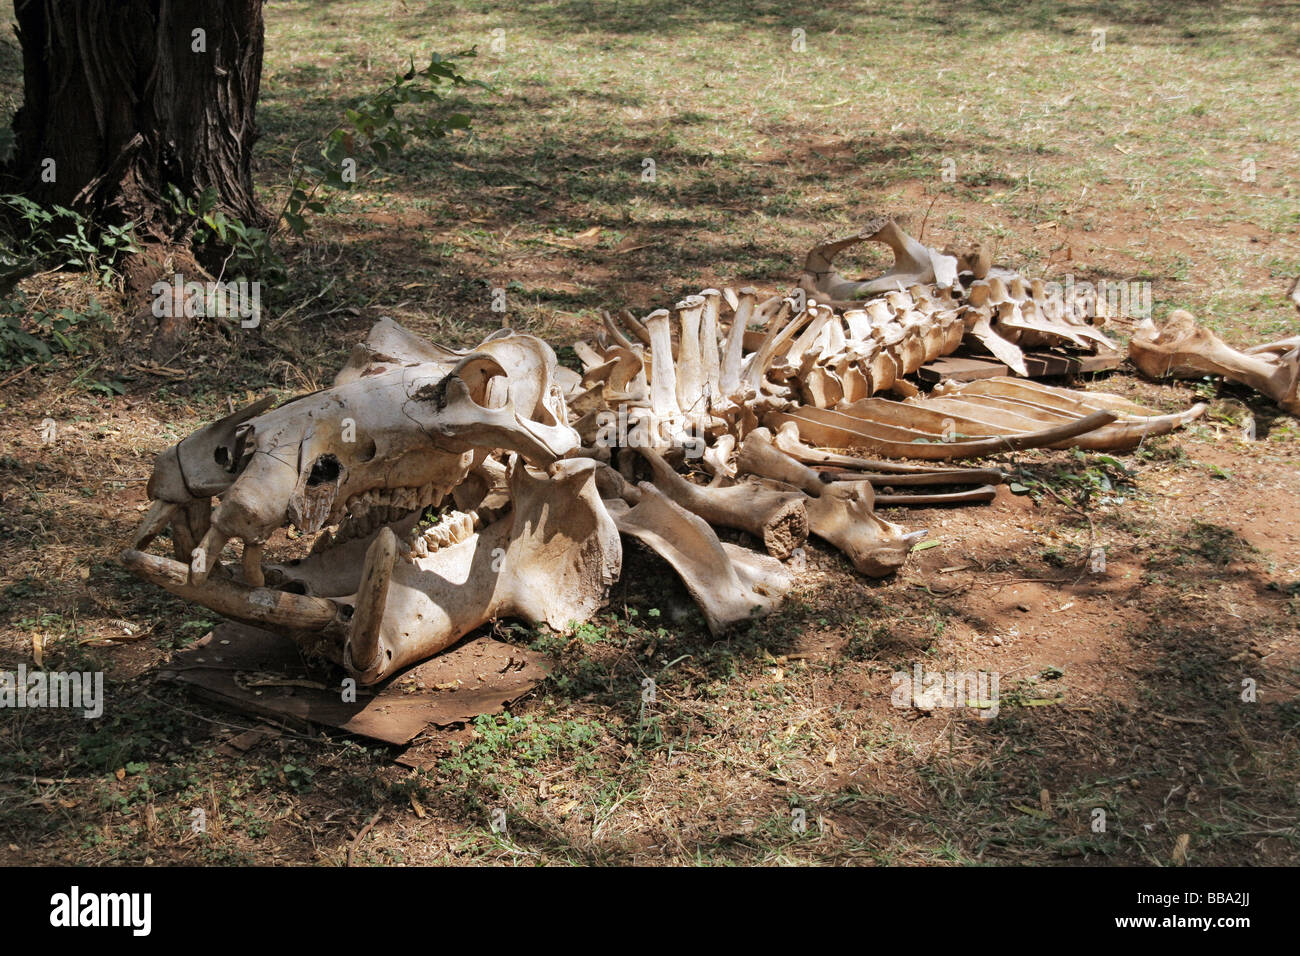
xmin=1 ymin=1 xmax=1298 ymax=866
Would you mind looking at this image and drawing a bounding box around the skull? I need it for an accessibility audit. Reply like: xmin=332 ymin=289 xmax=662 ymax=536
xmin=122 ymin=322 xmax=621 ymax=684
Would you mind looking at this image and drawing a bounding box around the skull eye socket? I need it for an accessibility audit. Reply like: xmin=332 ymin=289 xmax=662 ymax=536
xmin=307 ymin=454 xmax=342 ymax=486
xmin=455 ymin=355 xmax=510 ymax=408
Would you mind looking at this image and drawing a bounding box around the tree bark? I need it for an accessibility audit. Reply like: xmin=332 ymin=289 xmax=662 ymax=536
xmin=5 ymin=0 xmax=268 ymax=358
xmin=6 ymin=0 xmax=267 ymax=236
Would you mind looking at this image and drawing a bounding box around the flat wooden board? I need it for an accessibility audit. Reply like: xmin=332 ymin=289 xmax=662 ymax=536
xmin=919 ymin=348 xmax=1123 ymax=383
xmin=916 ymin=355 xmax=1009 ymax=383
xmin=160 ymin=623 xmax=552 ymax=745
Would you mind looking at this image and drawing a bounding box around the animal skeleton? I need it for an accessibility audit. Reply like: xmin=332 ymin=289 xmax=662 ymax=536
xmin=124 ymin=219 xmax=1294 ymax=682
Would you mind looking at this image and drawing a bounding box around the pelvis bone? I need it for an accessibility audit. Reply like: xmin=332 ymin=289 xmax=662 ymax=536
xmin=1129 ymin=309 xmax=1300 ymax=416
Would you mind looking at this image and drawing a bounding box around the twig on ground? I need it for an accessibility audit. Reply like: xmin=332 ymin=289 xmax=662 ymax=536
xmin=346 ymin=810 xmax=383 ymax=866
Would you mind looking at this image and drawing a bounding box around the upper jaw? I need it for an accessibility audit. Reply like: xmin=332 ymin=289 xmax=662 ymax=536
xmin=136 ymin=335 xmax=581 ymax=591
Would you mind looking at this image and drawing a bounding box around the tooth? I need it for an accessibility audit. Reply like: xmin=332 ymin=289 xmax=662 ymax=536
xmin=412 ymin=536 xmax=428 ymax=558
xmin=310 ymin=529 xmax=334 ymax=554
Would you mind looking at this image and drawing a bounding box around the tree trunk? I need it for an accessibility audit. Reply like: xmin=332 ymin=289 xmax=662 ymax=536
xmin=7 ymin=0 xmax=267 ymax=233
xmin=5 ymin=0 xmax=268 ymax=357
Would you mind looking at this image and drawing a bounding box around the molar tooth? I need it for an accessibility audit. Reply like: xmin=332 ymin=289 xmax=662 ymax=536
xmin=310 ymin=529 xmax=334 ymax=555
xmin=412 ymin=536 xmax=429 ymax=558
xmin=444 ymin=520 xmax=464 ymax=546
xmin=353 ymin=511 xmax=380 ymax=539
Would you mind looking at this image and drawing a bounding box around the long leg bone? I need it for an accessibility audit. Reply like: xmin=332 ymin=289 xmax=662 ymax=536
xmin=736 ymin=428 xmax=921 ymax=576
xmin=634 ymin=444 xmax=808 ymax=559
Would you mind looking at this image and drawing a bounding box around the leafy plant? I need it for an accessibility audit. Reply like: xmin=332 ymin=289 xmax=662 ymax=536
xmin=279 ymin=49 xmax=481 ymax=238
xmin=0 ymin=290 xmax=114 ymax=369
xmin=0 ymin=193 xmax=139 ymax=290
xmin=0 ymin=194 xmax=136 ymax=367
xmin=1008 ymin=451 xmax=1137 ymax=508
xmin=166 ymin=185 xmax=284 ymax=285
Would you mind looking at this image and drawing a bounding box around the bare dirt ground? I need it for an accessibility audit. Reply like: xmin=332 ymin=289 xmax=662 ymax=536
xmin=0 ymin=1 xmax=1297 ymax=865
